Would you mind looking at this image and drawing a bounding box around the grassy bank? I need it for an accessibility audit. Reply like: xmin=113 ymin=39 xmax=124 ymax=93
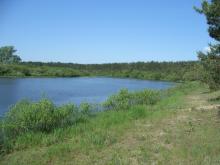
xmin=1 ymin=82 xmax=217 ymax=164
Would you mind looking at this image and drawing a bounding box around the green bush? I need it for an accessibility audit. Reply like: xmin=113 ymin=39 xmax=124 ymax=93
xmin=0 ymin=98 xmax=95 ymax=153
xmin=2 ymin=99 xmax=92 ymax=137
xmin=103 ymin=89 xmax=160 ymax=110
xmin=103 ymin=89 xmax=131 ymax=110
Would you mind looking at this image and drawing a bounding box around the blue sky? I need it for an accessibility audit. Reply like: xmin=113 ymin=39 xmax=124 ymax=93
xmin=0 ymin=0 xmax=213 ymax=64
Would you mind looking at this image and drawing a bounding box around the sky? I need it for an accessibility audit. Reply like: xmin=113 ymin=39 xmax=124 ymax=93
xmin=0 ymin=0 xmax=213 ymax=64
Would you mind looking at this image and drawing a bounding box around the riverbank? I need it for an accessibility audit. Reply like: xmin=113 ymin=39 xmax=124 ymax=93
xmin=1 ymin=82 xmax=219 ymax=164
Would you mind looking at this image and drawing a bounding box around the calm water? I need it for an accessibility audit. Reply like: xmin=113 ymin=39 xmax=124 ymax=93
xmin=0 ymin=77 xmax=175 ymax=115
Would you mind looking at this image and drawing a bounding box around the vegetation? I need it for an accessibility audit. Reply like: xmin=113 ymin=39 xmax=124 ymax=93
xmin=0 ymin=82 xmax=220 ymax=164
xmin=0 ymin=100 xmax=94 ymax=154
xmin=103 ymin=89 xmax=160 ymax=110
xmin=0 ymin=88 xmax=161 ymax=154
xmin=0 ymin=60 xmax=201 ymax=82
xmin=0 ymin=63 xmax=87 ymax=77
xmin=194 ymin=0 xmax=220 ymax=42
xmin=0 ymin=46 xmax=21 ymax=64
xmin=197 ymin=44 xmax=220 ymax=90
xmin=195 ymin=0 xmax=220 ymax=90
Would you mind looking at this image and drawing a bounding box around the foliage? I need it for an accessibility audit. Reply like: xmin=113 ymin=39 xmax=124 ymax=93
xmin=0 ymin=64 xmax=84 ymax=77
xmin=0 ymin=98 xmax=92 ymax=153
xmin=195 ymin=0 xmax=220 ymax=90
xmin=194 ymin=0 xmax=220 ymax=42
xmin=0 ymin=46 xmax=21 ymax=64
xmin=0 ymin=61 xmax=200 ymax=82
xmin=182 ymin=63 xmax=203 ymax=81
xmin=103 ymin=89 xmax=160 ymax=110
xmin=197 ymin=44 xmax=220 ymax=90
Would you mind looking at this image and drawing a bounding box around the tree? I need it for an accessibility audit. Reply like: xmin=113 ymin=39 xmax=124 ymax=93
xmin=195 ymin=0 xmax=220 ymax=90
xmin=0 ymin=46 xmax=21 ymax=64
xmin=197 ymin=44 xmax=220 ymax=89
xmin=195 ymin=0 xmax=220 ymax=41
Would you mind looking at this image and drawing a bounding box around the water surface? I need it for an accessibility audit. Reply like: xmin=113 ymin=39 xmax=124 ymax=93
xmin=0 ymin=77 xmax=175 ymax=115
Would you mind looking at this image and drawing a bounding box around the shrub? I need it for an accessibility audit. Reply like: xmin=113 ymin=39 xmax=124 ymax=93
xmin=103 ymin=89 xmax=160 ymax=110
xmin=0 ymin=98 xmax=95 ymax=153
xmin=3 ymin=99 xmax=57 ymax=136
xmin=55 ymin=104 xmax=80 ymax=128
xmin=1 ymin=99 xmax=92 ymax=138
xmin=103 ymin=89 xmax=131 ymax=110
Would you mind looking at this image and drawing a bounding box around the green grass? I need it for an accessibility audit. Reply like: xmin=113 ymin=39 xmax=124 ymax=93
xmin=1 ymin=82 xmax=219 ymax=165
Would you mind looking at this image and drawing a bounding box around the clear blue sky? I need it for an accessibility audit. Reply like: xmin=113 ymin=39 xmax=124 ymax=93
xmin=0 ymin=0 xmax=213 ymax=64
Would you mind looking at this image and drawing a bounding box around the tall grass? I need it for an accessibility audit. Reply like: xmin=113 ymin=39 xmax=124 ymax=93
xmin=0 ymin=120 xmax=4 ymax=153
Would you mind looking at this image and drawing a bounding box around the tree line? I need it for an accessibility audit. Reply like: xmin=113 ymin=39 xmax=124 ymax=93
xmin=0 ymin=55 xmax=201 ymax=82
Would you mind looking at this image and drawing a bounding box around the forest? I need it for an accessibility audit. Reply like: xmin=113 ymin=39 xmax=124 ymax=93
xmin=0 ymin=57 xmax=200 ymax=82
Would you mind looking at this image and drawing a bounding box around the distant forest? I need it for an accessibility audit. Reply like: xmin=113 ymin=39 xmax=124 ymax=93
xmin=0 ymin=60 xmax=201 ymax=82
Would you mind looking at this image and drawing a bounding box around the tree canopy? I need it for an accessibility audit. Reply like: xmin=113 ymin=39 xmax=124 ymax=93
xmin=195 ymin=0 xmax=220 ymax=41
xmin=0 ymin=46 xmax=21 ymax=64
